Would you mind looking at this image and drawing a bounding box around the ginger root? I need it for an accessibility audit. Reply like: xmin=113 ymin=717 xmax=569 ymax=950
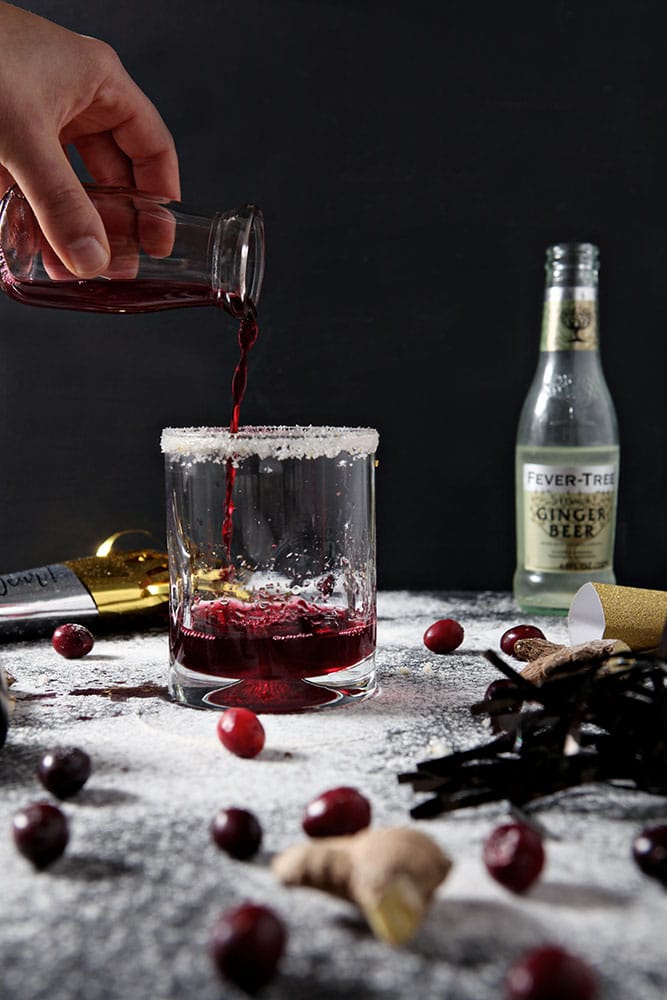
xmin=272 ymin=826 xmax=451 ymax=947
xmin=519 ymin=638 xmax=628 ymax=683
xmin=512 ymin=637 xmax=565 ymax=661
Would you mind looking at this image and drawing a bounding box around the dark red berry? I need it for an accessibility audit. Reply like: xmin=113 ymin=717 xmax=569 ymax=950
xmin=216 ymin=708 xmax=265 ymax=758
xmin=316 ymin=573 xmax=335 ymax=597
xmin=500 ymin=624 xmax=546 ymax=657
xmin=484 ymin=679 xmax=523 ymax=735
xmin=51 ymin=623 xmax=95 ymax=659
xmin=37 ymin=746 xmax=91 ymax=799
xmin=12 ymin=801 xmax=69 ymax=869
xmin=209 ymin=902 xmax=286 ymax=993
xmin=632 ymin=824 xmax=667 ymax=884
xmin=303 ymin=786 xmax=371 ymax=838
xmin=505 ymin=945 xmax=598 ymax=1000
xmin=211 ymin=807 xmax=262 ymax=860
xmin=483 ymin=821 xmax=545 ymax=894
xmin=484 ymin=678 xmax=522 ymax=704
xmin=423 ymin=618 xmax=464 ymax=653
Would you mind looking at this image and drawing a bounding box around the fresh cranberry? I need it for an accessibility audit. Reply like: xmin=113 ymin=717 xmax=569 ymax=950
xmin=632 ymin=824 xmax=667 ymax=884
xmin=483 ymin=679 xmax=523 ymax=735
xmin=316 ymin=573 xmax=335 ymax=597
xmin=37 ymin=746 xmax=91 ymax=799
xmin=216 ymin=708 xmax=265 ymax=758
xmin=209 ymin=902 xmax=286 ymax=993
xmin=302 ymin=786 xmax=371 ymax=838
xmin=423 ymin=618 xmax=464 ymax=653
xmin=505 ymin=945 xmax=598 ymax=1000
xmin=51 ymin=623 xmax=95 ymax=659
xmin=211 ymin=807 xmax=262 ymax=859
xmin=483 ymin=821 xmax=545 ymax=894
xmin=500 ymin=624 xmax=546 ymax=657
xmin=12 ymin=801 xmax=69 ymax=869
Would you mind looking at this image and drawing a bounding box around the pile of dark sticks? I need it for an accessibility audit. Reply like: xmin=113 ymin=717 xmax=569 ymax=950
xmin=399 ymin=644 xmax=667 ymax=819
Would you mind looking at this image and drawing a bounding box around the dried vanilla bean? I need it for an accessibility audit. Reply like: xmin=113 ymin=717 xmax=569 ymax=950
xmin=399 ymin=644 xmax=667 ymax=818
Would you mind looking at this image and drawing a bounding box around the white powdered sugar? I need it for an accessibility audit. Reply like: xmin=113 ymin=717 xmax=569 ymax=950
xmin=2 ymin=592 xmax=665 ymax=1000
xmin=161 ymin=425 xmax=380 ymax=463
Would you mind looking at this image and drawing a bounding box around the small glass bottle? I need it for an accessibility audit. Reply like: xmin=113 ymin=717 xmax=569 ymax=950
xmin=513 ymin=242 xmax=620 ymax=615
xmin=0 ymin=185 xmax=264 ymax=315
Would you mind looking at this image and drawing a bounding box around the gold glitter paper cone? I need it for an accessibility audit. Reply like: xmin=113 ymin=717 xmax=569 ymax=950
xmin=568 ymin=582 xmax=667 ymax=650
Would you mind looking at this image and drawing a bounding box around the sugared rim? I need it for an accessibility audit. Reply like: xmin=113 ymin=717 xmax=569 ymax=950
xmin=161 ymin=425 xmax=379 ymax=461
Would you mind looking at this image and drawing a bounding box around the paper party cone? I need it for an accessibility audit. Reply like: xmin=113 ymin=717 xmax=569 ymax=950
xmin=568 ymin=582 xmax=667 ymax=650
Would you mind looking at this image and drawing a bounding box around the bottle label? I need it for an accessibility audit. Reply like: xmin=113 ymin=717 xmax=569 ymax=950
xmin=541 ymin=287 xmax=598 ymax=351
xmin=0 ymin=563 xmax=97 ymax=625
xmin=522 ymin=463 xmax=617 ymax=573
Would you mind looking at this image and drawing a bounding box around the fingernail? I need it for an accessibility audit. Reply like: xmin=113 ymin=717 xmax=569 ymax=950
xmin=66 ymin=236 xmax=110 ymax=277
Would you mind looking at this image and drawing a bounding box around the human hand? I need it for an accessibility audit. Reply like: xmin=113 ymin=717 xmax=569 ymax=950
xmin=0 ymin=2 xmax=180 ymax=278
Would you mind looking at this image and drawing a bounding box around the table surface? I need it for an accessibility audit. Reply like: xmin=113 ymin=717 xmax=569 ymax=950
xmin=1 ymin=591 xmax=665 ymax=1000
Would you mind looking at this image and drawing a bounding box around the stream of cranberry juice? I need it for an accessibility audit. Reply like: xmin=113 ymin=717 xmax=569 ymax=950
xmin=171 ymin=598 xmax=376 ymax=680
xmin=222 ymin=302 xmax=258 ymax=555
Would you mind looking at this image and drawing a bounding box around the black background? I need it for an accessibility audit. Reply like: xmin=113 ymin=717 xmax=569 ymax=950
xmin=1 ymin=0 xmax=665 ymax=592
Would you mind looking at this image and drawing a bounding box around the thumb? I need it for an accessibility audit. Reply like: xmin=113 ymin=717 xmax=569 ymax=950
xmin=9 ymin=139 xmax=110 ymax=279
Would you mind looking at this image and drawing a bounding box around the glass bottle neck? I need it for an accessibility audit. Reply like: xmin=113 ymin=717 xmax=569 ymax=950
xmin=545 ymin=241 xmax=599 ymax=288
xmin=541 ymin=242 xmax=600 ymax=352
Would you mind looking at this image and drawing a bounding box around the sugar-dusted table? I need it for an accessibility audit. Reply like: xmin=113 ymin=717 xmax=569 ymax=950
xmin=1 ymin=592 xmax=665 ymax=1000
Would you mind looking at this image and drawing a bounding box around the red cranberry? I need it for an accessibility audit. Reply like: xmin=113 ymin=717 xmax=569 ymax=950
xmin=211 ymin=807 xmax=262 ymax=860
xmin=216 ymin=708 xmax=265 ymax=758
xmin=209 ymin=902 xmax=286 ymax=993
xmin=632 ymin=824 xmax=667 ymax=884
xmin=51 ymin=623 xmax=95 ymax=659
xmin=316 ymin=573 xmax=335 ymax=597
xmin=483 ymin=821 xmax=545 ymax=894
xmin=483 ymin=679 xmax=523 ymax=735
xmin=303 ymin=786 xmax=371 ymax=838
xmin=12 ymin=801 xmax=69 ymax=869
xmin=423 ymin=618 xmax=464 ymax=653
xmin=500 ymin=624 xmax=546 ymax=657
xmin=505 ymin=945 xmax=598 ymax=1000
xmin=37 ymin=746 xmax=91 ymax=799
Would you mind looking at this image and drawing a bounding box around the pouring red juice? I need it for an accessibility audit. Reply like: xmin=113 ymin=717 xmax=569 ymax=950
xmin=169 ymin=301 xmax=377 ymax=711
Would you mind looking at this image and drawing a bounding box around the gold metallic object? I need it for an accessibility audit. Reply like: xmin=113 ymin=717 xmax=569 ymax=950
xmin=0 ymin=530 xmax=170 ymax=639
xmin=65 ymin=532 xmax=170 ymax=615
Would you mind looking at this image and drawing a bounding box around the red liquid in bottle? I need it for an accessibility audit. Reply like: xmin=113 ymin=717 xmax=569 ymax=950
xmin=0 ymin=276 xmax=224 ymax=313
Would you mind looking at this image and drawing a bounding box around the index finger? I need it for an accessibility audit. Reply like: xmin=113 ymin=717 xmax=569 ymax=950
xmin=108 ymin=75 xmax=181 ymax=201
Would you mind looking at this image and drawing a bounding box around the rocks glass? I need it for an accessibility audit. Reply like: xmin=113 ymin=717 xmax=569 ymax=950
xmin=161 ymin=426 xmax=378 ymax=712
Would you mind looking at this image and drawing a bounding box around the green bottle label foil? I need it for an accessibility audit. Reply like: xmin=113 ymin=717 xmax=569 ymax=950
xmin=541 ymin=287 xmax=598 ymax=351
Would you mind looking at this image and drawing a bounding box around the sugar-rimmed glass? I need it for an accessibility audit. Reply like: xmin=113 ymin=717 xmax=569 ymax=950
xmin=161 ymin=426 xmax=378 ymax=712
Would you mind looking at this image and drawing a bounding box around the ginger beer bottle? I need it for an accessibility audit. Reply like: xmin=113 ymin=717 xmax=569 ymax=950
xmin=513 ymin=243 xmax=619 ymax=615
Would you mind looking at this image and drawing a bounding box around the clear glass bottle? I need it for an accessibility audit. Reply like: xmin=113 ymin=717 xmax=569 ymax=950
xmin=0 ymin=185 xmax=264 ymax=315
xmin=513 ymin=242 xmax=619 ymax=615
